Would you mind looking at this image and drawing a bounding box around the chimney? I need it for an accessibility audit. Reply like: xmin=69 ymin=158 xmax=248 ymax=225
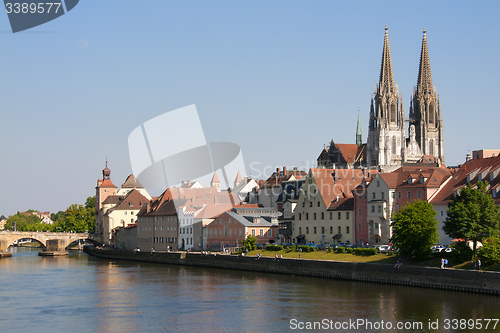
xmin=283 ymin=166 xmax=287 ymax=175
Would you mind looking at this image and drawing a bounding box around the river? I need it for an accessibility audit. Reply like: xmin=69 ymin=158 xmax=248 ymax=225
xmin=0 ymin=247 xmax=498 ymax=332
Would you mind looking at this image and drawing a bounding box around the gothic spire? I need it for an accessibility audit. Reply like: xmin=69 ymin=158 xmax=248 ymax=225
xmin=356 ymin=108 xmax=362 ymax=146
xmin=378 ymin=25 xmax=396 ymax=94
xmin=416 ymin=28 xmax=433 ymax=95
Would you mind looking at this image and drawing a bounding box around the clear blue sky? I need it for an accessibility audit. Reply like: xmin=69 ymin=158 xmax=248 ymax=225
xmin=1 ymin=1 xmax=499 ymax=216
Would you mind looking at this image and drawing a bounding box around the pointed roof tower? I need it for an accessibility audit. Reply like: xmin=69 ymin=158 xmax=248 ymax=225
xmin=234 ymin=171 xmax=243 ymax=187
xmin=210 ymin=172 xmax=221 ymax=191
xmin=356 ymin=108 xmax=362 ymax=146
xmin=102 ymin=158 xmax=111 ymax=180
xmin=378 ymin=25 xmax=396 ymax=95
xmin=416 ymin=28 xmax=433 ymax=95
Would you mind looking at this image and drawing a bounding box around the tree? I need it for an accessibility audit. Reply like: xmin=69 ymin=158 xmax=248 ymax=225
xmin=4 ymin=213 xmax=42 ymax=231
xmin=444 ymin=181 xmax=500 ymax=260
xmin=390 ymin=200 xmax=439 ymax=260
xmin=242 ymin=235 xmax=257 ymax=251
xmin=478 ymin=237 xmax=500 ymax=265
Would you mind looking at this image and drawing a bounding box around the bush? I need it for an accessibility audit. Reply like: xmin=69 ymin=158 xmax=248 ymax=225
xmin=328 ymin=246 xmax=334 ymax=252
xmin=297 ymin=245 xmax=315 ymax=252
xmin=336 ymin=246 xmax=346 ymax=253
xmin=479 ymin=237 xmax=500 ymax=265
xmin=265 ymin=244 xmax=283 ymax=251
xmin=291 ymin=244 xmax=296 ymax=251
xmin=354 ymin=248 xmax=377 ymax=255
xmin=452 ymin=241 xmax=474 ymax=263
xmin=346 ymin=247 xmax=354 ymax=253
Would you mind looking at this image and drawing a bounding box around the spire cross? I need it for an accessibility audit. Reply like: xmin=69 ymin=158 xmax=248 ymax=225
xmin=423 ymin=27 xmax=427 ymax=36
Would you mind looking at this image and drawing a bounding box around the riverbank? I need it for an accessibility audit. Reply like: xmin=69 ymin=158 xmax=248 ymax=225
xmin=84 ymin=247 xmax=500 ymax=295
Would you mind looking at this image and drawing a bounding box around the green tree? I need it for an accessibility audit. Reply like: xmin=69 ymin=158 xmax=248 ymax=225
xmin=4 ymin=213 xmax=42 ymax=231
xmin=50 ymin=211 xmax=66 ymax=224
xmin=478 ymin=237 xmax=500 ymax=265
xmin=391 ymin=200 xmax=439 ymax=260
xmin=444 ymin=181 xmax=500 ymax=260
xmin=242 ymin=235 xmax=257 ymax=251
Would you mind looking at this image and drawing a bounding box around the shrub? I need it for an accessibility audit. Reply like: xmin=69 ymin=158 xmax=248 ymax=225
xmin=265 ymin=244 xmax=283 ymax=251
xmin=354 ymin=248 xmax=377 ymax=255
xmin=328 ymin=246 xmax=334 ymax=252
xmin=336 ymin=246 xmax=346 ymax=253
xmin=479 ymin=237 xmax=500 ymax=265
xmin=346 ymin=247 xmax=354 ymax=253
xmin=297 ymin=245 xmax=315 ymax=252
xmin=291 ymin=244 xmax=296 ymax=251
xmin=452 ymin=241 xmax=474 ymax=263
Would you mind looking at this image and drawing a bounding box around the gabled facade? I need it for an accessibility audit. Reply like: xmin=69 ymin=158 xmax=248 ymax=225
xmin=206 ymin=211 xmax=279 ymax=250
xmin=293 ymin=168 xmax=370 ymax=245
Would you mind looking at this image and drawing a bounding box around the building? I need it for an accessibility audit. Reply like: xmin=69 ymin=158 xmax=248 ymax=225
xmin=275 ymin=178 xmax=305 ymax=243
xmin=366 ymin=27 xmax=444 ymax=170
xmin=430 ymin=155 xmax=500 ymax=245
xmin=205 ymin=210 xmax=279 ymax=250
xmin=292 ymin=168 xmax=371 ymax=245
xmin=0 ymin=215 xmax=7 ymax=230
xmin=354 ymin=165 xmax=451 ymax=245
xmin=95 ymin=160 xmax=117 ymax=242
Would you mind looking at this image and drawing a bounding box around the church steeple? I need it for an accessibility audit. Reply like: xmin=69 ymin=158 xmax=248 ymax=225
xmin=356 ymin=109 xmax=362 ymax=146
xmin=378 ymin=25 xmax=396 ymax=95
xmin=416 ymin=28 xmax=433 ymax=95
xmin=409 ymin=28 xmax=445 ymax=164
xmin=367 ymin=26 xmax=405 ymax=168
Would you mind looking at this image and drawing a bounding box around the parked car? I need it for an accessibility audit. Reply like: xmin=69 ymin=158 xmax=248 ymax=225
xmin=378 ymin=245 xmax=391 ymax=253
xmin=431 ymin=245 xmax=447 ymax=253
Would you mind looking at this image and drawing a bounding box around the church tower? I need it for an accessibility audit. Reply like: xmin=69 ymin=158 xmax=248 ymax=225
xmin=95 ymin=159 xmax=117 ymax=241
xmin=356 ymin=109 xmax=362 ymax=146
xmin=409 ymin=28 xmax=445 ymax=163
xmin=367 ymin=26 xmax=405 ymax=169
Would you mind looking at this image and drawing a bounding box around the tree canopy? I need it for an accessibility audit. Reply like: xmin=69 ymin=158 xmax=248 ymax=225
xmin=391 ymin=200 xmax=439 ymax=260
xmin=242 ymin=235 xmax=257 ymax=251
xmin=444 ymin=181 xmax=500 ymax=258
xmin=4 ymin=196 xmax=96 ymax=233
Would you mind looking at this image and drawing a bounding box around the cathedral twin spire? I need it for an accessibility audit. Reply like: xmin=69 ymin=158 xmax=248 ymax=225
xmin=367 ymin=26 xmax=444 ymax=168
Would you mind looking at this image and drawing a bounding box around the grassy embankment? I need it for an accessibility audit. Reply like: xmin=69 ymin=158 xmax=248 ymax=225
xmin=243 ymin=249 xmax=500 ymax=272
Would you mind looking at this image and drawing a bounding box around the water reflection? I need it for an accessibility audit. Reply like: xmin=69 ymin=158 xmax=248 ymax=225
xmin=1 ymin=247 xmax=499 ymax=332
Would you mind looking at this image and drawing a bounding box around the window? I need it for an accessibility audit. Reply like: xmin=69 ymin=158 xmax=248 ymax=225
xmin=372 ymin=192 xmax=376 ymax=199
xmin=321 ymin=226 xmax=325 ymax=234
xmin=371 ymin=206 xmax=375 ymax=213
xmin=229 ymin=229 xmax=232 ymax=237
xmin=299 ymin=213 xmax=302 ymax=220
xmin=306 ymin=227 xmax=309 ymax=234
xmin=338 ymin=212 xmax=341 ymax=220
xmin=330 ymin=212 xmax=333 ymax=219
xmin=358 ymin=224 xmax=362 ymax=231
xmin=260 ymin=229 xmax=264 ymax=236
xmin=358 ymin=195 xmax=362 ymax=200
xmin=330 ymin=226 xmax=333 ymax=234
xmin=381 ymin=192 xmax=384 ymax=200
xmin=398 ymin=192 xmax=401 ymax=199
xmin=306 ymin=213 xmax=309 ymax=220
xmin=378 ymin=206 xmax=382 ymax=213
xmin=302 ymin=202 xmax=305 ymax=208
xmin=309 ymin=202 xmax=312 ymax=207
xmin=407 ymin=191 xmax=411 ymax=199
xmin=124 ymin=211 xmax=127 ymax=215
xmin=314 ymin=227 xmax=317 ymax=234
xmin=440 ymin=211 xmax=444 ymax=216
xmin=313 ymin=213 xmax=316 ymax=220
xmin=317 ymin=201 xmax=320 ymax=207
xmin=377 ymin=180 xmax=380 ymax=187
xmin=346 ymin=226 xmax=350 ymax=234
xmin=358 ymin=208 xmax=362 ymax=216
xmin=321 ymin=212 xmax=324 ymax=219
xmin=417 ymin=190 xmax=421 ymax=198
xmin=338 ymin=226 xmax=341 ymax=233
xmin=346 ymin=212 xmax=350 ymax=219
xmin=267 ymin=229 xmax=272 ymax=237
xmin=299 ymin=227 xmax=302 ymax=234
xmin=252 ymin=229 xmax=255 ymax=236
xmin=219 ymin=229 xmax=222 ymax=237
xmin=375 ymin=222 xmax=379 ymax=228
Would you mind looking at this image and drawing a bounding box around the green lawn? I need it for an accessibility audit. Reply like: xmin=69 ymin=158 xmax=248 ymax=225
xmin=243 ymin=249 xmax=500 ymax=272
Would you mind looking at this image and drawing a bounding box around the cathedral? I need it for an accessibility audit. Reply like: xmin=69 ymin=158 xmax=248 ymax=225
xmin=319 ymin=26 xmax=445 ymax=171
xmin=366 ymin=26 xmax=444 ymax=170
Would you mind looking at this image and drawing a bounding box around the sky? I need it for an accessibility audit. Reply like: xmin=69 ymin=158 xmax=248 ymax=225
xmin=1 ymin=0 xmax=499 ymax=217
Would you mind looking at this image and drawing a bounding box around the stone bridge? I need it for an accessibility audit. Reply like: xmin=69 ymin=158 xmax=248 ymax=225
xmin=0 ymin=231 xmax=92 ymax=251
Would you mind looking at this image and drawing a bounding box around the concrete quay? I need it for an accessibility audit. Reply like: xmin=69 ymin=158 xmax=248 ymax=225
xmin=84 ymin=247 xmax=500 ymax=296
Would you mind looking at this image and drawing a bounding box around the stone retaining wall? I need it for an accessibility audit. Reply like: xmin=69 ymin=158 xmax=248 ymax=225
xmin=85 ymin=248 xmax=500 ymax=295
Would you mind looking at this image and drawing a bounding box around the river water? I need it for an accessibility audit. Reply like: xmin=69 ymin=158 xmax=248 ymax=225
xmin=0 ymin=247 xmax=499 ymax=332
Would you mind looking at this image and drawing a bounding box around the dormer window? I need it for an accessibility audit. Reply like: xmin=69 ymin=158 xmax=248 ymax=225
xmin=408 ymin=177 xmax=413 ymax=184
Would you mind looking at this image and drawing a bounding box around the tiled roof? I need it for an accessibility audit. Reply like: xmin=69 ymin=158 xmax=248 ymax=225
xmin=121 ymin=174 xmax=144 ymax=189
xmin=223 ymin=211 xmax=275 ymax=227
xmin=430 ymin=155 xmax=500 ymax=205
xmin=328 ymin=197 xmax=354 ymax=210
xmin=210 ymin=172 xmax=220 ymax=184
xmin=99 ymin=179 xmax=117 ymax=188
xmin=194 ymin=204 xmax=233 ymax=219
xmin=310 ymin=168 xmax=370 ymax=207
xmin=106 ymin=189 xmax=150 ymax=214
